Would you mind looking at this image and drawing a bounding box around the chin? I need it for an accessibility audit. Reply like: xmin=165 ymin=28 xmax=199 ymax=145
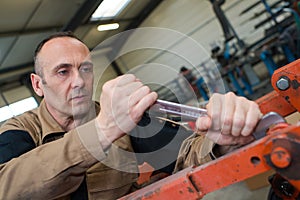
xmin=72 ymin=103 xmax=92 ymax=117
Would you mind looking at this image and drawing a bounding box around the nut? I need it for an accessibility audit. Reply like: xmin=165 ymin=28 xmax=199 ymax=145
xmin=276 ymin=77 xmax=290 ymax=91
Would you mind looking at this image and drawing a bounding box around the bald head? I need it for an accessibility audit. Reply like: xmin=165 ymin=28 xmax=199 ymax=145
xmin=34 ymin=31 xmax=86 ymax=78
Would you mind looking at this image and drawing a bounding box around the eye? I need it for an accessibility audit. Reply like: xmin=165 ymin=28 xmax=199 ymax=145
xmin=80 ymin=64 xmax=93 ymax=73
xmin=57 ymin=69 xmax=69 ymax=76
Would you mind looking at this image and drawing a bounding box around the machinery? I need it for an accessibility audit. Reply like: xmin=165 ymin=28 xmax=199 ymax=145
xmin=119 ymin=59 xmax=300 ymax=200
xmin=209 ymin=0 xmax=300 ymax=98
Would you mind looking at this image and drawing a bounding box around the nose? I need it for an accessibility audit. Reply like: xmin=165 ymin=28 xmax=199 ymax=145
xmin=71 ymin=70 xmax=85 ymax=88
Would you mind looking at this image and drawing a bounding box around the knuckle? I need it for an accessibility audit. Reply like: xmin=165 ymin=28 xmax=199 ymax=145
xmin=211 ymin=112 xmax=220 ymax=120
xmin=250 ymin=101 xmax=260 ymax=110
xmin=129 ymin=74 xmax=137 ymax=82
xmin=127 ymin=73 xmax=136 ymax=79
xmin=211 ymin=93 xmax=221 ymax=100
xmin=223 ymin=116 xmax=233 ymax=127
xmin=226 ymin=91 xmax=235 ymax=98
xmin=237 ymin=95 xmax=247 ymax=103
xmin=143 ymin=85 xmax=150 ymax=93
xmin=102 ymin=82 xmax=111 ymax=93
xmin=130 ymin=110 xmax=141 ymax=122
xmin=140 ymin=85 xmax=150 ymax=94
xmin=234 ymin=117 xmax=245 ymax=129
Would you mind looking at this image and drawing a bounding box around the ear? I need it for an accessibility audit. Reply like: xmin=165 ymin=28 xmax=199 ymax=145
xmin=30 ymin=73 xmax=44 ymax=97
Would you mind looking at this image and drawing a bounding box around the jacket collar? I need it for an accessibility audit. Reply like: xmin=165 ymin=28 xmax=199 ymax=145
xmin=37 ymin=99 xmax=100 ymax=142
xmin=38 ymin=100 xmax=65 ymax=142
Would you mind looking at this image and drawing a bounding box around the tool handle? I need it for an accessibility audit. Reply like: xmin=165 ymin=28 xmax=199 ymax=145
xmin=150 ymin=99 xmax=207 ymax=120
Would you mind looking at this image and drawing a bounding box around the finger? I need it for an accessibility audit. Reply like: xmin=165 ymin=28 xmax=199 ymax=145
xmin=102 ymin=74 xmax=137 ymax=98
xmin=131 ymin=92 xmax=158 ymax=122
xmin=110 ymin=81 xmax=144 ymax=114
xmin=119 ymin=81 xmax=144 ymax=97
xmin=196 ymin=116 xmax=212 ymax=131
xmin=207 ymin=94 xmax=222 ymax=131
xmin=220 ymin=93 xmax=236 ymax=135
xmin=241 ymin=102 xmax=262 ymax=136
xmin=114 ymin=74 xmax=137 ymax=87
xmin=231 ymin=108 xmax=246 ymax=137
xmin=129 ymin=85 xmax=151 ymax=107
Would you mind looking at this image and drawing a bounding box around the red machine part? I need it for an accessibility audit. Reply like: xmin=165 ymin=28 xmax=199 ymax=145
xmin=119 ymin=59 xmax=300 ymax=200
xmin=120 ymin=124 xmax=300 ymax=200
xmin=255 ymin=90 xmax=296 ymax=116
xmin=271 ymin=59 xmax=300 ymax=113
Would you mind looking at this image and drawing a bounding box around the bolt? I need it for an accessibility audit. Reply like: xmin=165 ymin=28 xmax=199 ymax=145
xmin=276 ymin=77 xmax=290 ymax=91
xmin=270 ymin=147 xmax=291 ymax=168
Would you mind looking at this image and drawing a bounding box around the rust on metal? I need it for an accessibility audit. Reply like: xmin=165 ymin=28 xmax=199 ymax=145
xmin=119 ymin=59 xmax=300 ymax=200
xmin=270 ymin=147 xmax=291 ymax=169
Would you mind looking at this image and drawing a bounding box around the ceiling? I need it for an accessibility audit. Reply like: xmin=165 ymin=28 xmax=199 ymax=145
xmin=0 ymin=0 xmax=163 ymax=89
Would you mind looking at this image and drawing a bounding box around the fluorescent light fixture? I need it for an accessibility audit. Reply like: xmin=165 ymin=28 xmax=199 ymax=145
xmin=91 ymin=0 xmax=131 ymax=20
xmin=0 ymin=97 xmax=38 ymax=123
xmin=97 ymin=23 xmax=120 ymax=31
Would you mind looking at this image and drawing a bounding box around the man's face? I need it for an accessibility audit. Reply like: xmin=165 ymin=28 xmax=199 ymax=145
xmin=36 ymin=37 xmax=94 ymax=119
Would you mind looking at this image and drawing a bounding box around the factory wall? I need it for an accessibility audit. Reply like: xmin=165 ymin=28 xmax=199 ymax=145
xmin=92 ymin=0 xmax=283 ymax=100
xmin=0 ymin=0 xmax=286 ymax=109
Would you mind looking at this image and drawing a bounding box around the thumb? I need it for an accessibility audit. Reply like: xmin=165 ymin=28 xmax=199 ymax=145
xmin=196 ymin=116 xmax=212 ymax=131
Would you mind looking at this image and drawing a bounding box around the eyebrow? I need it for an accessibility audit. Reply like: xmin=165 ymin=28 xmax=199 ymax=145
xmin=79 ymin=61 xmax=93 ymax=67
xmin=53 ymin=61 xmax=93 ymax=71
xmin=53 ymin=63 xmax=72 ymax=72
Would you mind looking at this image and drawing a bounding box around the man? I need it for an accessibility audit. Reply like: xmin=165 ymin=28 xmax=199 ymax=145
xmin=0 ymin=32 xmax=262 ymax=199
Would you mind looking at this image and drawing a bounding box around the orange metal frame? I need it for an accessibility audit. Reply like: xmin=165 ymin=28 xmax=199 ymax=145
xmin=119 ymin=59 xmax=300 ymax=200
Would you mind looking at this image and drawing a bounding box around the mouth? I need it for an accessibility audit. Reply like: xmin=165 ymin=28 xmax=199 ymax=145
xmin=71 ymin=95 xmax=88 ymax=103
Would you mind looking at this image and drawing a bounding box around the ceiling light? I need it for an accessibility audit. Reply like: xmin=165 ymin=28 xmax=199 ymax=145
xmin=91 ymin=0 xmax=131 ymax=20
xmin=97 ymin=23 xmax=120 ymax=31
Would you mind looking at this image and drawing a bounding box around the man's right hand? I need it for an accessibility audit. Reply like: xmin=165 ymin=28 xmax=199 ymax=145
xmin=96 ymin=74 xmax=158 ymax=147
xmin=196 ymin=92 xmax=262 ymax=147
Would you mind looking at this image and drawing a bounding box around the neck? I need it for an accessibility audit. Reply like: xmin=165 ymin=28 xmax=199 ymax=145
xmin=47 ymin=104 xmax=96 ymax=132
xmin=62 ymin=113 xmax=94 ymax=131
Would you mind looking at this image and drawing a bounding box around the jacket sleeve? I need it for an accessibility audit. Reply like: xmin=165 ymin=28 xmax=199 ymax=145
xmin=0 ymin=130 xmax=36 ymax=163
xmin=0 ymin=119 xmax=107 ymax=199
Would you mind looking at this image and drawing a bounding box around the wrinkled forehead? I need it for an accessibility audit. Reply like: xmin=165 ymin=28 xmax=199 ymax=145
xmin=37 ymin=37 xmax=91 ymax=66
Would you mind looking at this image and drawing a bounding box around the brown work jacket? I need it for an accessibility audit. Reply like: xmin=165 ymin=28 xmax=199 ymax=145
xmin=0 ymin=100 xmax=138 ymax=199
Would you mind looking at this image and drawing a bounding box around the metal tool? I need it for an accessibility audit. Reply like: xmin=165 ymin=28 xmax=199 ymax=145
xmin=150 ymin=99 xmax=207 ymax=120
xmin=252 ymin=111 xmax=286 ymax=140
xmin=151 ymin=99 xmax=286 ymax=140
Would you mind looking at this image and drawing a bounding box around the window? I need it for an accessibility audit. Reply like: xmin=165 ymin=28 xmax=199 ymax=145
xmin=0 ymin=97 xmax=38 ymax=123
xmin=0 ymin=106 xmax=13 ymax=122
xmin=0 ymin=85 xmax=39 ymax=123
xmin=9 ymin=97 xmax=38 ymax=116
